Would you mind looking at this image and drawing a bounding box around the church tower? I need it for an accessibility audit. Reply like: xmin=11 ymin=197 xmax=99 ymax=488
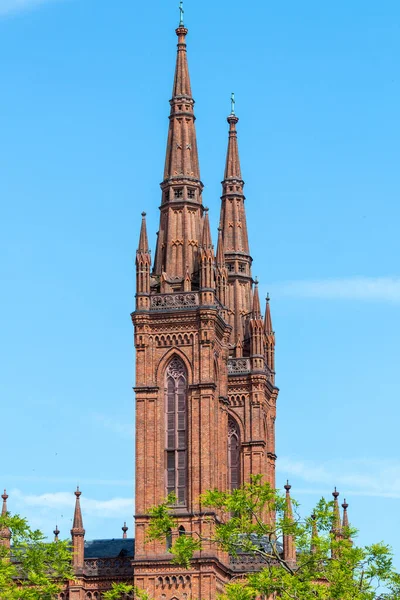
xmin=132 ymin=8 xmax=279 ymax=599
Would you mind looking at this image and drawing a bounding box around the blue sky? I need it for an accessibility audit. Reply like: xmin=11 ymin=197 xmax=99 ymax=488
xmin=1 ymin=0 xmax=399 ymax=566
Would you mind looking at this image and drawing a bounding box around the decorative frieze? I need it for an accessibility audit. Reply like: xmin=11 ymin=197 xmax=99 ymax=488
xmin=150 ymin=292 xmax=199 ymax=311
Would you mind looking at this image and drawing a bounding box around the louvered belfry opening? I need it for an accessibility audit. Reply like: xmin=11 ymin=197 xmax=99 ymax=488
xmin=228 ymin=416 xmax=241 ymax=490
xmin=165 ymin=357 xmax=187 ymax=505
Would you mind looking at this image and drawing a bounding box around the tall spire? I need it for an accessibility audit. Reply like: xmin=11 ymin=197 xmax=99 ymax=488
xmin=0 ymin=490 xmax=11 ymax=549
xmin=219 ymin=105 xmax=252 ymax=345
xmin=155 ymin=17 xmax=204 ymax=286
xmin=71 ymin=487 xmax=85 ymax=573
xmin=283 ymin=482 xmax=296 ymax=564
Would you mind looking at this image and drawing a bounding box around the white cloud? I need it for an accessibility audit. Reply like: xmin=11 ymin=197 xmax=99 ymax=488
xmin=0 ymin=0 xmax=60 ymax=17
xmin=267 ymin=276 xmax=400 ymax=303
xmin=277 ymin=457 xmax=400 ymax=499
xmin=11 ymin=489 xmax=133 ymax=518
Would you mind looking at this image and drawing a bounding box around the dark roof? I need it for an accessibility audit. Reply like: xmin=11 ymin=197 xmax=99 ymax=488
xmin=84 ymin=538 xmax=135 ymax=558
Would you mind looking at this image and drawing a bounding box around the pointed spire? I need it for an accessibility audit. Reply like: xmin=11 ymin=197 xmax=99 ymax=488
xmin=173 ymin=18 xmax=192 ymax=98
xmin=72 ymin=487 xmax=84 ymax=532
xmin=216 ymin=227 xmax=225 ymax=267
xmin=201 ymin=208 xmax=213 ymax=250
xmin=122 ymin=522 xmax=128 ymax=539
xmin=71 ymin=487 xmax=85 ymax=573
xmin=310 ymin=513 xmax=318 ymax=554
xmin=252 ymin=279 xmax=262 ymax=319
xmin=331 ymin=487 xmax=342 ymax=535
xmin=155 ymin=17 xmax=203 ymax=286
xmin=264 ymin=294 xmax=273 ymax=335
xmin=0 ymin=490 xmax=11 ymax=548
xmin=1 ymin=490 xmax=8 ymax=517
xmin=138 ymin=212 xmax=149 ymax=254
xmin=283 ymin=481 xmax=296 ymax=564
xmin=224 ymin=109 xmax=242 ymax=180
xmin=54 ymin=524 xmax=60 ymax=542
xmin=219 ymin=105 xmax=252 ymax=345
xmin=342 ymin=499 xmax=349 ymax=529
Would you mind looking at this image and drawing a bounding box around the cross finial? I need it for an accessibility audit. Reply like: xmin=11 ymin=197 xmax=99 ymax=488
xmin=230 ymin=92 xmax=235 ymax=115
xmin=179 ymin=0 xmax=184 ymax=26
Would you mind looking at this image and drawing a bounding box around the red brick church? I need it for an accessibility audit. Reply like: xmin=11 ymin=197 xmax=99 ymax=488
xmin=0 ymin=7 xmax=350 ymax=600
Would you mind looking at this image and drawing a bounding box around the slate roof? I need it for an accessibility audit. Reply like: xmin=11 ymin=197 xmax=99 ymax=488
xmin=84 ymin=538 xmax=135 ymax=558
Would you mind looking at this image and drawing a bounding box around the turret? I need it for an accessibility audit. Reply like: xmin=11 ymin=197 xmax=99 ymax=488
xmin=283 ymin=482 xmax=296 ymax=565
xmin=71 ymin=487 xmax=85 ymax=573
xmin=0 ymin=490 xmax=11 ymax=550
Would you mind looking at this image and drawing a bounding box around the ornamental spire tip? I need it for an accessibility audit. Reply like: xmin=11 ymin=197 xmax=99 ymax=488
xmin=230 ymin=92 xmax=236 ymax=115
xmin=179 ymin=0 xmax=184 ymax=26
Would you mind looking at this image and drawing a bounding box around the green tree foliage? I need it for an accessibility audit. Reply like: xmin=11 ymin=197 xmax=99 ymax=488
xmin=0 ymin=512 xmax=73 ymax=599
xmin=146 ymin=477 xmax=400 ymax=600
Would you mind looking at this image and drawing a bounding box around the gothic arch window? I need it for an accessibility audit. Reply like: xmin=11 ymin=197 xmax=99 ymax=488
xmin=228 ymin=416 xmax=241 ymax=490
xmin=165 ymin=357 xmax=187 ymax=505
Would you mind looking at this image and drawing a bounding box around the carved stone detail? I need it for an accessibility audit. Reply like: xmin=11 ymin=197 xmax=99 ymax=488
xmin=150 ymin=292 xmax=199 ymax=311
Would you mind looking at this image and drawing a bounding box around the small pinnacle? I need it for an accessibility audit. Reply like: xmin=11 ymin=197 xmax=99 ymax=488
xmin=75 ymin=486 xmax=81 ymax=498
xmin=332 ymin=487 xmax=339 ymax=499
xmin=254 ymin=277 xmax=259 ymax=285
xmin=122 ymin=522 xmax=129 ymax=538
xmin=284 ymin=480 xmax=291 ymax=492
xmin=342 ymin=499 xmax=348 ymax=509
xmin=2 ymin=490 xmax=8 ymax=501
xmin=141 ymin=212 xmax=146 ymax=217
xmin=204 ymin=206 xmax=209 ymax=212
xmin=266 ymin=293 xmax=270 ymax=302
xmin=311 ymin=513 xmax=316 ymax=520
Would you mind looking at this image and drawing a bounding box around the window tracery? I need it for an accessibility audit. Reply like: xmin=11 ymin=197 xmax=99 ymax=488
xmin=228 ymin=416 xmax=241 ymax=490
xmin=165 ymin=357 xmax=187 ymax=505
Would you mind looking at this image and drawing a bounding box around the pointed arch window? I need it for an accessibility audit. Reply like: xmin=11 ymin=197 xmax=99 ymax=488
xmin=228 ymin=416 xmax=241 ymax=490
xmin=165 ymin=357 xmax=187 ymax=505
